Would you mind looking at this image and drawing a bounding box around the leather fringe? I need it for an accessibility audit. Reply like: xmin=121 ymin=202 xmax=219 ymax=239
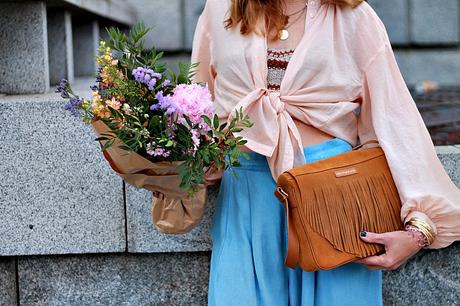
xmin=302 ymin=171 xmax=402 ymax=257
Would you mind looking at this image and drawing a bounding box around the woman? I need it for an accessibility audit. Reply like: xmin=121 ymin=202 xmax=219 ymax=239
xmin=190 ymin=0 xmax=460 ymax=305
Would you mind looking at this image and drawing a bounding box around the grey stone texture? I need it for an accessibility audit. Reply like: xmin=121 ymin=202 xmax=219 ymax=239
xmin=0 ymin=91 xmax=125 ymax=256
xmin=409 ymin=0 xmax=460 ymax=45
xmin=128 ymin=0 xmax=183 ymax=50
xmin=126 ymin=184 xmax=217 ymax=253
xmin=368 ymin=0 xmax=410 ymax=45
xmin=394 ymin=49 xmax=460 ymax=86
xmin=18 ymin=253 xmax=209 ymax=306
xmin=184 ymin=0 xmax=206 ymax=49
xmin=0 ymin=257 xmax=17 ymax=306
xmin=58 ymin=0 xmax=136 ymax=26
xmin=383 ymin=242 xmax=460 ymax=306
xmin=437 ymin=146 xmax=460 ymax=187
xmin=0 ymin=1 xmax=50 ymax=94
xmin=0 ymin=0 xmax=137 ymax=26
xmin=72 ymin=20 xmax=100 ymax=77
xmin=47 ymin=9 xmax=74 ymax=85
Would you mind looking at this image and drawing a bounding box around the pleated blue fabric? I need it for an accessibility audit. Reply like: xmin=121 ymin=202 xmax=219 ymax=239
xmin=208 ymin=137 xmax=382 ymax=306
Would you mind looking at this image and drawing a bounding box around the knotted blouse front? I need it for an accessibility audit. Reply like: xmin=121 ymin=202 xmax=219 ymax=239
xmin=190 ymin=0 xmax=460 ymax=249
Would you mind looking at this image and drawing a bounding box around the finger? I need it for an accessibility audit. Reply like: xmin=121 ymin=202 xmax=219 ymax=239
xmin=356 ymin=254 xmax=387 ymax=267
xmin=355 ymin=259 xmax=386 ymax=270
xmin=359 ymin=231 xmax=387 ymax=245
xmin=363 ymin=265 xmax=386 ymax=270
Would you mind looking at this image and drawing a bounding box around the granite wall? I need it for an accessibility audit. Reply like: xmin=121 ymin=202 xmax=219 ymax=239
xmin=1 ymin=0 xmax=460 ymax=305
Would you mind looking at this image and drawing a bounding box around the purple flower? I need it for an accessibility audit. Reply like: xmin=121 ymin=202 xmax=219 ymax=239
xmin=132 ymin=67 xmax=163 ymax=90
xmin=146 ymin=144 xmax=171 ymax=158
xmin=56 ymin=79 xmax=70 ymax=98
xmin=170 ymin=84 xmax=213 ymax=128
xmin=150 ymin=91 xmax=181 ymax=115
xmin=64 ymin=97 xmax=83 ymax=117
xmin=56 ymin=79 xmax=67 ymax=92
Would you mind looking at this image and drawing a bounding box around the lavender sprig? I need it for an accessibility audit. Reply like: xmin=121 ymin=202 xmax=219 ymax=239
xmin=132 ymin=67 xmax=162 ymax=90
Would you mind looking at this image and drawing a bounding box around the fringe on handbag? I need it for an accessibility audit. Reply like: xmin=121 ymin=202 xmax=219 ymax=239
xmin=275 ymin=139 xmax=404 ymax=272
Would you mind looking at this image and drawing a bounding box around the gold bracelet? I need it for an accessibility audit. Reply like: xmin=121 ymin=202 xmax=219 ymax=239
xmin=410 ymin=219 xmax=435 ymax=245
xmin=405 ymin=217 xmax=436 ymax=246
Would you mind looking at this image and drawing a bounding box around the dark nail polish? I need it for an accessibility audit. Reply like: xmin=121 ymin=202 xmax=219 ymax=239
xmin=360 ymin=231 xmax=367 ymax=237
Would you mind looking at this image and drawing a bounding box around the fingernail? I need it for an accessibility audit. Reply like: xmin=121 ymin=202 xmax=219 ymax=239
xmin=360 ymin=231 xmax=367 ymax=237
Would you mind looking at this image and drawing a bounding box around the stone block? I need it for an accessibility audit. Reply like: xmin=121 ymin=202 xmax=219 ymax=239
xmin=128 ymin=0 xmax=183 ymax=51
xmin=0 ymin=93 xmax=125 ymax=256
xmin=18 ymin=253 xmax=209 ymax=305
xmin=72 ymin=20 xmax=99 ymax=77
xmin=409 ymin=0 xmax=460 ymax=44
xmin=47 ymin=9 xmax=74 ymax=85
xmin=0 ymin=2 xmax=49 ymax=94
xmin=383 ymin=242 xmax=460 ymax=305
xmin=60 ymin=0 xmax=136 ymax=26
xmin=163 ymin=53 xmax=194 ymax=75
xmin=367 ymin=0 xmax=410 ymax=45
xmin=437 ymin=146 xmax=460 ymax=188
xmin=126 ymin=183 xmax=218 ymax=253
xmin=0 ymin=257 xmax=17 ymax=306
xmin=394 ymin=49 xmax=460 ymax=86
xmin=184 ymin=0 xmax=207 ymax=50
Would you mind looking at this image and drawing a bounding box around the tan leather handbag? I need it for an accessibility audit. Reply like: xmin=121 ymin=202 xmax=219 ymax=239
xmin=275 ymin=139 xmax=404 ymax=272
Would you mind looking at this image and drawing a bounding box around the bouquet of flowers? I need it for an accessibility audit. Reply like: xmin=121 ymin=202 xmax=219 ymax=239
xmin=58 ymin=23 xmax=253 ymax=233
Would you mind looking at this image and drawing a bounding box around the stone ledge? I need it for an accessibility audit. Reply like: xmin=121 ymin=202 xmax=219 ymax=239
xmin=0 ymin=92 xmax=126 ymax=256
xmin=383 ymin=242 xmax=460 ymax=305
xmin=17 ymin=253 xmax=209 ymax=306
xmin=0 ymin=245 xmax=457 ymax=305
xmin=2 ymin=0 xmax=138 ymax=26
xmin=0 ymin=258 xmax=16 ymax=306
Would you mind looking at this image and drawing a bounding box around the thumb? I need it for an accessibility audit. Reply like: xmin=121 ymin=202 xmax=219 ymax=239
xmin=359 ymin=231 xmax=386 ymax=245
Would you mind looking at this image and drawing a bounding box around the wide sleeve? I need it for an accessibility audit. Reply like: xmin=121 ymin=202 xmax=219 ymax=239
xmin=190 ymin=1 xmax=217 ymax=98
xmin=358 ymin=42 xmax=460 ymax=249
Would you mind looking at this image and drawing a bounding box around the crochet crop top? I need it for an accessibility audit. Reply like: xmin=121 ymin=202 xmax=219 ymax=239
xmin=267 ymin=48 xmax=295 ymax=91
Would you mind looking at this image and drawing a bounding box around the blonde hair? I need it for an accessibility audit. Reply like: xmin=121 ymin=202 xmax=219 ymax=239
xmin=224 ymin=0 xmax=366 ymax=40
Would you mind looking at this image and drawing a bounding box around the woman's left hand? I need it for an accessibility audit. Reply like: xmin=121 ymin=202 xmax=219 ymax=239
xmin=355 ymin=231 xmax=422 ymax=270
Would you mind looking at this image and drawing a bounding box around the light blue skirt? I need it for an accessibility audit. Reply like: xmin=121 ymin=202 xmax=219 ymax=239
xmin=208 ymin=138 xmax=383 ymax=306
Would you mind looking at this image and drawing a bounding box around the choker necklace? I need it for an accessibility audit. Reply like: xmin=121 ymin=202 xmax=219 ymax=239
xmin=278 ymin=2 xmax=308 ymax=41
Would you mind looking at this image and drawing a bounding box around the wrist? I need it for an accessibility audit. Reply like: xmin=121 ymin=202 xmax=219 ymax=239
xmin=404 ymin=225 xmax=429 ymax=248
xmin=404 ymin=217 xmax=436 ymax=248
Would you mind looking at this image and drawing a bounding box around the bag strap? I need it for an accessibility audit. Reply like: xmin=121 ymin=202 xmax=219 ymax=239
xmin=351 ymin=139 xmax=379 ymax=151
xmin=275 ymin=187 xmax=299 ymax=269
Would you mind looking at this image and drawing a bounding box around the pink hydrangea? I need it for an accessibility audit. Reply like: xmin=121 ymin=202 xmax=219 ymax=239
xmin=170 ymin=83 xmax=213 ymax=128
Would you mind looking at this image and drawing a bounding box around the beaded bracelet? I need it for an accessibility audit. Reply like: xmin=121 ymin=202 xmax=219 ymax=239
xmin=405 ymin=217 xmax=436 ymax=246
xmin=405 ymin=224 xmax=430 ymax=248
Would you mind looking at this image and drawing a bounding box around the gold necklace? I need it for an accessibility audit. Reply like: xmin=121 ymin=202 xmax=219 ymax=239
xmin=278 ymin=2 xmax=308 ymax=41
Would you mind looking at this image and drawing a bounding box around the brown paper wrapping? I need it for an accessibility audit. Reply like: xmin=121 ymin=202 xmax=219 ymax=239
xmin=91 ymin=120 xmax=223 ymax=234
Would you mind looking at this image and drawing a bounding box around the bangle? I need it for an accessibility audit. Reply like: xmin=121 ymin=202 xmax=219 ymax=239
xmin=405 ymin=224 xmax=429 ymax=248
xmin=404 ymin=217 xmax=436 ymax=246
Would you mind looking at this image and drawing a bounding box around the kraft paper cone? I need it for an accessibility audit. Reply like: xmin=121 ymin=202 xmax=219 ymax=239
xmin=91 ymin=120 xmax=223 ymax=234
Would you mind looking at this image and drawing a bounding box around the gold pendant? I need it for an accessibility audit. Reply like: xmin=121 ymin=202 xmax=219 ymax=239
xmin=278 ymin=29 xmax=289 ymax=41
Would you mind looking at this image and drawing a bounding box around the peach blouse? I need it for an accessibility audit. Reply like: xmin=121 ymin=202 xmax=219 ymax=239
xmin=190 ymin=0 xmax=460 ymax=249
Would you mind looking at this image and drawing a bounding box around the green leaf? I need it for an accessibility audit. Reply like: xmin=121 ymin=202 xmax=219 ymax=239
xmin=213 ymin=114 xmax=219 ymax=129
xmin=219 ymin=122 xmax=228 ymax=131
xmin=202 ymin=115 xmax=212 ymax=127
